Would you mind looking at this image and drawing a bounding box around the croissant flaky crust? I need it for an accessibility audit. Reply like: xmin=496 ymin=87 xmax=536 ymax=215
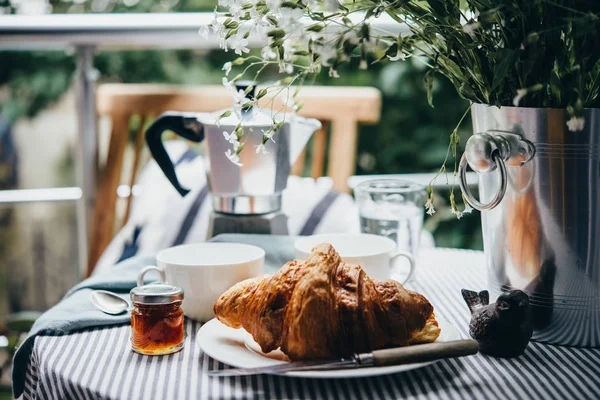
xmin=214 ymin=243 xmax=441 ymax=360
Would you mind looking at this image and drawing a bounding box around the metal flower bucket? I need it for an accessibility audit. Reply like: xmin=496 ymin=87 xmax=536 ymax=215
xmin=459 ymin=103 xmax=600 ymax=347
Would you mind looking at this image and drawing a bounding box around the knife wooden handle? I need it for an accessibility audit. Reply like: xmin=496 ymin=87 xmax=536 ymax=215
xmin=371 ymin=340 xmax=479 ymax=366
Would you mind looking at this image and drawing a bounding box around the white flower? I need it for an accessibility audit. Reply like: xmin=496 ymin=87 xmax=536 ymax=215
xmin=282 ymin=39 xmax=294 ymax=62
xmin=228 ymin=34 xmax=250 ymax=56
xmin=11 ymin=0 xmax=51 ymax=15
xmin=451 ymin=208 xmax=464 ymax=219
xmin=249 ymin=7 xmax=261 ymax=21
xmin=567 ymin=116 xmax=585 ymax=132
xmin=278 ymin=8 xmax=304 ymax=33
xmin=262 ymin=129 xmax=276 ymax=143
xmin=307 ymin=62 xmax=320 ymax=73
xmin=255 ymin=143 xmax=269 ymax=154
xmin=211 ymin=10 xmax=226 ymax=37
xmin=218 ymin=0 xmax=231 ymax=6
xmin=462 ymin=22 xmax=480 ymax=36
xmin=222 ymin=62 xmax=232 ymax=76
xmin=228 ymin=0 xmax=243 ymax=19
xmin=463 ymin=203 xmax=474 ymax=214
xmin=266 ymin=0 xmax=282 ymax=11
xmin=315 ymin=45 xmax=337 ymax=66
xmin=223 ymin=131 xmax=241 ymax=150
xmin=233 ymin=89 xmax=250 ymax=105
xmin=279 ymin=61 xmax=294 ymax=74
xmin=261 ymin=45 xmax=277 ymax=60
xmin=359 ymin=59 xmax=368 ymax=70
xmin=198 ymin=25 xmax=210 ymax=39
xmin=513 ymin=89 xmax=527 ymax=107
xmin=388 ymin=50 xmax=406 ymax=61
xmin=328 ymin=68 xmax=340 ymax=78
xmin=324 ymin=0 xmax=339 ymax=12
xmin=344 ymin=31 xmax=360 ymax=45
xmin=223 ymin=130 xmax=236 ymax=143
xmin=222 ymin=77 xmax=234 ymax=91
xmin=225 ymin=149 xmax=243 ymax=166
xmin=425 ymin=198 xmax=435 ymax=216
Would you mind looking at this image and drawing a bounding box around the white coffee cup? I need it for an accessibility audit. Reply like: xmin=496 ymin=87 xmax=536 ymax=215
xmin=294 ymin=233 xmax=415 ymax=284
xmin=137 ymin=243 xmax=265 ymax=322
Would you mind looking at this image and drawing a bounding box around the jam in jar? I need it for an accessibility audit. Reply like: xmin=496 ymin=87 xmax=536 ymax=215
xmin=130 ymin=283 xmax=184 ymax=355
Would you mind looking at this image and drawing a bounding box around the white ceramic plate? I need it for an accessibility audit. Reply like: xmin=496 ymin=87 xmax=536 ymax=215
xmin=196 ymin=317 xmax=461 ymax=378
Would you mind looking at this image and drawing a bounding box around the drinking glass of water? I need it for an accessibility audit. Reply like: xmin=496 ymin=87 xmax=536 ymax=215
xmin=355 ymin=179 xmax=426 ymax=260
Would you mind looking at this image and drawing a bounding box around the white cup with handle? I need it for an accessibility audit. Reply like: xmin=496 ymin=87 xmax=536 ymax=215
xmin=294 ymin=233 xmax=415 ymax=284
xmin=137 ymin=243 xmax=265 ymax=322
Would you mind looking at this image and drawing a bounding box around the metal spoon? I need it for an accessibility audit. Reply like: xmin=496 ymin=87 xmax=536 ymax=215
xmin=90 ymin=290 xmax=130 ymax=315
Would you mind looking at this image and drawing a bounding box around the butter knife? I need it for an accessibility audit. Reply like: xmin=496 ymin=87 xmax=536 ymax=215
xmin=208 ymin=339 xmax=479 ymax=377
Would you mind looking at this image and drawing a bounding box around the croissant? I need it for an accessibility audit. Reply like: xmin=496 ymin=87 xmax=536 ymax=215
xmin=214 ymin=243 xmax=440 ymax=360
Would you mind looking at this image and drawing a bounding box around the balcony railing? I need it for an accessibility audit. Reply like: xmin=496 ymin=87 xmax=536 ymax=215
xmin=0 ymin=12 xmax=471 ymax=275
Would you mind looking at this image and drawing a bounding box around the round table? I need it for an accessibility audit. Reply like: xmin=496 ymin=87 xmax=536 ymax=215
xmin=23 ymin=249 xmax=600 ymax=399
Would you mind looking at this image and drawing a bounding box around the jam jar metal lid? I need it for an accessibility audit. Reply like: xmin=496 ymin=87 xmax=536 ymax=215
xmin=130 ymin=284 xmax=184 ymax=305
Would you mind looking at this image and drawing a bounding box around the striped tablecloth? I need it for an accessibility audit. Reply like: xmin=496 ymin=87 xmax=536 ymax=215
xmin=23 ymin=249 xmax=600 ymax=400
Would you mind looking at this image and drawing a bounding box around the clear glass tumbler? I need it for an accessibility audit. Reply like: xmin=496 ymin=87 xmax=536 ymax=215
xmin=354 ymin=179 xmax=426 ymax=259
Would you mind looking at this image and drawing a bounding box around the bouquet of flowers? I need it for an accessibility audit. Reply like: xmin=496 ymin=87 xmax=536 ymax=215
xmin=204 ymin=0 xmax=600 ymax=215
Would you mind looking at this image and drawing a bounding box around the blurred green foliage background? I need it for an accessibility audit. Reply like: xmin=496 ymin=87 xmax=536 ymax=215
xmin=0 ymin=0 xmax=482 ymax=249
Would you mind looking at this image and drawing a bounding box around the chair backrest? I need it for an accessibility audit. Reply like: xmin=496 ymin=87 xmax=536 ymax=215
xmin=89 ymin=84 xmax=381 ymax=275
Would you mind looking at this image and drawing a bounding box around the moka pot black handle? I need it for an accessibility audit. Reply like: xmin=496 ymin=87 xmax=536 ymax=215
xmin=145 ymin=111 xmax=204 ymax=197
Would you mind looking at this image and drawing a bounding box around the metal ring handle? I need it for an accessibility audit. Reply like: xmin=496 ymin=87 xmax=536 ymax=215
xmin=459 ymin=151 xmax=507 ymax=211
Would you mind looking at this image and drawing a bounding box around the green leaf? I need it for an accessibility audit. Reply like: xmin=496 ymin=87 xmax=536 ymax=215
xmin=424 ymin=70 xmax=435 ymax=107
xmin=491 ymin=50 xmax=518 ymax=92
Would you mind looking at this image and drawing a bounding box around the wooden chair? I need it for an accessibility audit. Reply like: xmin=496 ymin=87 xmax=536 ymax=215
xmin=89 ymin=84 xmax=381 ymax=275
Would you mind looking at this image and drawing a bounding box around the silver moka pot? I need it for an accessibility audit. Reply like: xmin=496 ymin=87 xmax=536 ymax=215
xmin=145 ymin=82 xmax=321 ymax=237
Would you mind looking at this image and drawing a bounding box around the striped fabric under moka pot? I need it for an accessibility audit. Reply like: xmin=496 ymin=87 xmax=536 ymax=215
xmin=459 ymin=104 xmax=600 ymax=347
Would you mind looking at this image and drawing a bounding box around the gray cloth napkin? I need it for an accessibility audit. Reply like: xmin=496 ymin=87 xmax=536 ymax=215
xmin=12 ymin=234 xmax=296 ymax=398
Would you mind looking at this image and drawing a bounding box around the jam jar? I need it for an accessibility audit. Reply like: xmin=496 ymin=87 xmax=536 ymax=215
xmin=130 ymin=282 xmax=184 ymax=355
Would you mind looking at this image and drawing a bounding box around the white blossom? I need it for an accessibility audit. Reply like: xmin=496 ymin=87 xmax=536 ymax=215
xmin=328 ymin=68 xmax=340 ymax=78
xmin=255 ymin=143 xmax=269 ymax=154
xmin=223 ymin=130 xmax=237 ymax=144
xmin=359 ymin=59 xmax=368 ymax=70
xmin=315 ymin=45 xmax=337 ymax=67
xmin=233 ymin=89 xmax=249 ymax=105
xmin=513 ymin=89 xmax=527 ymax=107
xmin=425 ymin=198 xmax=436 ymax=216
xmin=388 ymin=50 xmax=407 ymax=61
xmin=222 ymin=77 xmax=234 ymax=91
xmin=451 ymin=208 xmax=464 ymax=219
xmin=198 ymin=25 xmax=210 ymax=39
xmin=282 ymin=39 xmax=294 ymax=62
xmin=228 ymin=0 xmax=243 ymax=19
xmin=567 ymin=116 xmax=585 ymax=132
xmin=223 ymin=131 xmax=241 ymax=151
xmin=279 ymin=61 xmax=294 ymax=74
xmin=228 ymin=34 xmax=250 ymax=56
xmin=462 ymin=22 xmax=480 ymax=36
xmin=222 ymin=62 xmax=232 ymax=76
xmin=261 ymin=45 xmax=278 ymax=60
xmin=262 ymin=129 xmax=276 ymax=143
xmin=344 ymin=31 xmax=360 ymax=45
xmin=463 ymin=202 xmax=474 ymax=214
xmin=10 ymin=0 xmax=51 ymax=15
xmin=324 ymin=0 xmax=340 ymax=12
xmin=266 ymin=0 xmax=282 ymax=12
xmin=278 ymin=8 xmax=304 ymax=34
xmin=225 ymin=149 xmax=243 ymax=166
xmin=211 ymin=10 xmax=226 ymax=37
xmin=218 ymin=0 xmax=232 ymax=6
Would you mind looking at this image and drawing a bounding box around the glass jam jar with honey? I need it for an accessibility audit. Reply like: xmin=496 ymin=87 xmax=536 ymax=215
xmin=130 ymin=283 xmax=184 ymax=355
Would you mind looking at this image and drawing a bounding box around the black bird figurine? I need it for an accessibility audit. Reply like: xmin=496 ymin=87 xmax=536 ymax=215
xmin=461 ymin=289 xmax=533 ymax=357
